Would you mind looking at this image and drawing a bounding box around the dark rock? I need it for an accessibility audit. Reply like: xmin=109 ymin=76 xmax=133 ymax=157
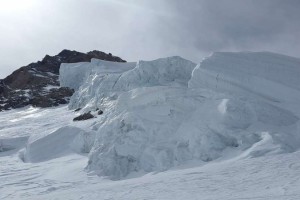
xmin=29 ymin=87 xmax=74 ymax=108
xmin=73 ymin=111 xmax=95 ymax=121
xmin=97 ymin=110 xmax=103 ymax=115
xmin=0 ymin=49 xmax=126 ymax=111
xmin=74 ymin=108 xmax=81 ymax=112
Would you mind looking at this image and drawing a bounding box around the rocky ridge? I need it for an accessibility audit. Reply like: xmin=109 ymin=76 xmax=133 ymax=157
xmin=0 ymin=50 xmax=126 ymax=111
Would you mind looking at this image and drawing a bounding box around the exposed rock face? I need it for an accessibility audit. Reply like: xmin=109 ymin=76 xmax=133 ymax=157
xmin=97 ymin=110 xmax=103 ymax=115
xmin=0 ymin=50 xmax=126 ymax=111
xmin=73 ymin=111 xmax=95 ymax=121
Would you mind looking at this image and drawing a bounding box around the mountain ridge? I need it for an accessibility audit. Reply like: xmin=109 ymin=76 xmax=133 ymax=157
xmin=0 ymin=49 xmax=126 ymax=111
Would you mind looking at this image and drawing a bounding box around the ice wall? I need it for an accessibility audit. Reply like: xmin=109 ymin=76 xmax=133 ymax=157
xmin=59 ymin=59 xmax=136 ymax=90
xmin=66 ymin=56 xmax=196 ymax=110
xmin=58 ymin=53 xmax=300 ymax=179
xmin=189 ymin=52 xmax=300 ymax=104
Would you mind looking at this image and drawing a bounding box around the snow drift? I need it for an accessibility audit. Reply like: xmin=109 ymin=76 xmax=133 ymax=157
xmin=58 ymin=52 xmax=300 ymax=179
xmin=22 ymin=126 xmax=95 ymax=163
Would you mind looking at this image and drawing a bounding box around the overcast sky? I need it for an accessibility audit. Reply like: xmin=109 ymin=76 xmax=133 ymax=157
xmin=0 ymin=0 xmax=299 ymax=78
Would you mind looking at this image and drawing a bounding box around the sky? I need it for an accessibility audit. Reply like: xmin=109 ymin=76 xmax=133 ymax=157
xmin=0 ymin=0 xmax=299 ymax=78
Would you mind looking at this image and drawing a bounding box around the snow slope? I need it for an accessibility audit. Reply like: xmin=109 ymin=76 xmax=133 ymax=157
xmin=1 ymin=52 xmax=300 ymax=199
xmin=1 ymin=106 xmax=300 ymax=199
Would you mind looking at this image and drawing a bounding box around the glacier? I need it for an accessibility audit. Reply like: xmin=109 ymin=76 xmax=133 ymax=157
xmin=59 ymin=58 xmax=136 ymax=91
xmin=1 ymin=51 xmax=300 ymax=199
xmin=58 ymin=52 xmax=300 ymax=179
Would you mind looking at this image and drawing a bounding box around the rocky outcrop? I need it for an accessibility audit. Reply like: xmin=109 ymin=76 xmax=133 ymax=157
xmin=73 ymin=111 xmax=95 ymax=121
xmin=97 ymin=110 xmax=103 ymax=115
xmin=0 ymin=50 xmax=126 ymax=111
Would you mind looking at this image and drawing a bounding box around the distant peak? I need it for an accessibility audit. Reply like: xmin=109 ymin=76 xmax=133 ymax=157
xmin=57 ymin=49 xmax=81 ymax=57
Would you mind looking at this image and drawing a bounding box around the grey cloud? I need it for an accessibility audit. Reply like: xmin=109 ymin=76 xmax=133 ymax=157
xmin=0 ymin=0 xmax=299 ymax=78
xmin=158 ymin=0 xmax=300 ymax=55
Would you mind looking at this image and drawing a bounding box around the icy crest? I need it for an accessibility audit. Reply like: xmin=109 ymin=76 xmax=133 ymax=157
xmin=189 ymin=52 xmax=300 ymax=104
xmin=62 ymin=56 xmax=196 ymax=110
xmin=59 ymin=59 xmax=136 ymax=90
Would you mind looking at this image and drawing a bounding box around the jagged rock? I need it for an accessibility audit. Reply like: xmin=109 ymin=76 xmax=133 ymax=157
xmin=97 ymin=110 xmax=103 ymax=115
xmin=73 ymin=111 xmax=94 ymax=121
xmin=0 ymin=50 xmax=126 ymax=111
xmin=74 ymin=108 xmax=81 ymax=112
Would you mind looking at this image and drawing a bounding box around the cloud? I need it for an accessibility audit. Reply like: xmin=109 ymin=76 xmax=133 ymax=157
xmin=159 ymin=0 xmax=300 ymax=56
xmin=0 ymin=0 xmax=299 ymax=78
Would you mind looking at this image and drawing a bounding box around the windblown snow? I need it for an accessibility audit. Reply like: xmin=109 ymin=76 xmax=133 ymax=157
xmin=1 ymin=52 xmax=300 ymax=199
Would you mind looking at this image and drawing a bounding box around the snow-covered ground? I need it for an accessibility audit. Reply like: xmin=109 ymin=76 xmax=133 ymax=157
xmin=1 ymin=52 xmax=300 ymax=199
xmin=1 ymin=107 xmax=300 ymax=200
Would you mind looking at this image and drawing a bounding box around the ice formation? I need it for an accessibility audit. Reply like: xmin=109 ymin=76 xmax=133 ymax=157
xmin=22 ymin=126 xmax=95 ymax=163
xmin=59 ymin=59 xmax=136 ymax=90
xmin=39 ymin=52 xmax=300 ymax=179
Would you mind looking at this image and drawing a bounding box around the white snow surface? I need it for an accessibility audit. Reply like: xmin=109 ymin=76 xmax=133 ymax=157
xmin=0 ymin=106 xmax=300 ymax=200
xmin=1 ymin=52 xmax=300 ymax=199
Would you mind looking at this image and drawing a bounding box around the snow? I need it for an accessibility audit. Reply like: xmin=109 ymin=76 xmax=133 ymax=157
xmin=23 ymin=89 xmax=31 ymax=97
xmin=1 ymin=129 xmax=300 ymax=199
xmin=1 ymin=52 xmax=300 ymax=199
xmin=43 ymin=85 xmax=60 ymax=91
xmin=66 ymin=56 xmax=196 ymax=110
xmin=0 ymin=106 xmax=73 ymax=139
xmin=46 ymin=72 xmax=58 ymax=77
xmin=189 ymin=52 xmax=300 ymax=105
xmin=61 ymin=53 xmax=299 ymax=179
xmin=34 ymin=73 xmax=47 ymax=78
xmin=21 ymin=126 xmax=94 ymax=163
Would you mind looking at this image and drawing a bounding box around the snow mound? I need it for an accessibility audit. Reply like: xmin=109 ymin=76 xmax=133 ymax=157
xmin=59 ymin=59 xmax=136 ymax=90
xmin=59 ymin=53 xmax=300 ymax=179
xmin=22 ymin=126 xmax=95 ymax=163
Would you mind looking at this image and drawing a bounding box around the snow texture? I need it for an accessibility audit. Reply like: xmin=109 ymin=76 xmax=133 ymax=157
xmin=1 ymin=104 xmax=300 ymax=199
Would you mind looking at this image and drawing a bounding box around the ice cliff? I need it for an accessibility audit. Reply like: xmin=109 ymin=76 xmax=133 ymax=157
xmin=51 ymin=52 xmax=300 ymax=179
